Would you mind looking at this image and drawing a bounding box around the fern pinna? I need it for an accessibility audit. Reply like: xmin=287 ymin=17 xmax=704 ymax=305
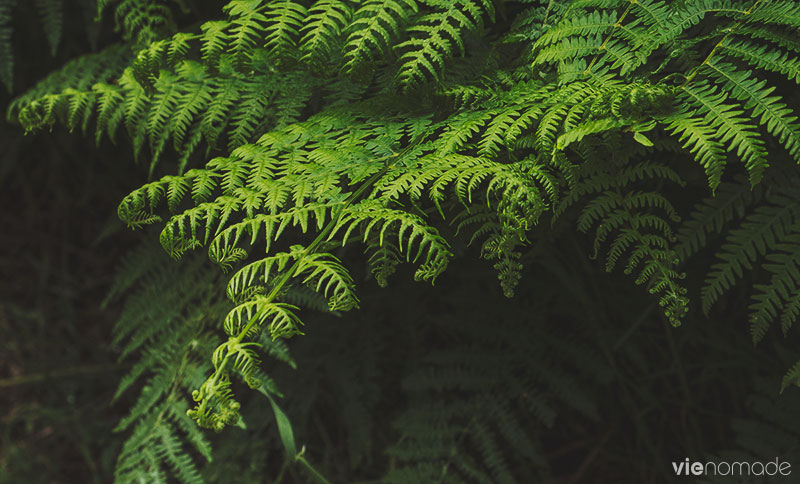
xmin=8 ymin=0 xmax=800 ymax=482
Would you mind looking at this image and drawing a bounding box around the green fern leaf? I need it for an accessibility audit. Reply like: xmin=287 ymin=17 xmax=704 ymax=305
xmin=343 ymin=0 xmax=418 ymax=77
xmin=34 ymin=0 xmax=62 ymax=56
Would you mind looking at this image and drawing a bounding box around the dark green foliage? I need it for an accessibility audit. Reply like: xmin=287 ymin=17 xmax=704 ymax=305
xmin=107 ymin=241 xmax=221 ymax=483
xmin=0 ymin=0 xmax=101 ymax=93
xmin=385 ymin=293 xmax=607 ymax=483
xmin=699 ymin=377 xmax=800 ymax=483
xmin=0 ymin=0 xmax=15 ymax=91
xmin=5 ymin=0 xmax=800 ymax=482
xmin=34 ymin=0 xmax=62 ymax=56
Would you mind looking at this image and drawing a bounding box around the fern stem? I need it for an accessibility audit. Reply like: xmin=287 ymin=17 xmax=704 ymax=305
xmin=273 ymin=458 xmax=290 ymax=483
xmin=661 ymin=318 xmax=704 ymax=454
xmin=584 ymin=1 xmax=636 ymax=75
xmin=296 ymin=454 xmax=334 ymax=484
xmin=544 ymin=0 xmax=555 ymax=23
xmin=680 ymin=0 xmax=766 ymax=86
xmin=235 ymin=158 xmax=395 ymax=342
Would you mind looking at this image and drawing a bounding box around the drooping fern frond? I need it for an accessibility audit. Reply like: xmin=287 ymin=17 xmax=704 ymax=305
xmin=674 ymin=81 xmax=769 ymax=187
xmin=262 ymin=0 xmax=308 ymax=63
xmin=558 ymin=153 xmax=689 ymax=326
xmin=300 ymin=0 xmax=352 ymax=68
xmin=7 ymin=43 xmax=131 ymax=130
xmin=395 ymin=0 xmax=493 ymax=90
xmin=675 ymin=178 xmax=763 ymax=260
xmin=679 ymin=176 xmax=800 ymax=391
xmin=342 ymin=0 xmax=418 ymax=78
xmin=699 ymin=185 xmax=800 ymax=336
xmin=98 ymin=0 xmax=179 ymax=46
xmin=107 ymin=241 xmax=222 ymax=484
xmin=34 ymin=0 xmax=62 ymax=56
xmin=701 ymin=59 xmax=800 ymax=168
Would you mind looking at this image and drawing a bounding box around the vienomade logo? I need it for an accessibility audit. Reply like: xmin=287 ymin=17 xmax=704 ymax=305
xmin=671 ymin=458 xmax=792 ymax=477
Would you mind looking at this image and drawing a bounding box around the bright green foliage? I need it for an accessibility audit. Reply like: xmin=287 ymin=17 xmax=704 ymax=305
xmin=301 ymin=0 xmax=351 ymax=67
xmin=342 ymin=0 xmax=417 ymax=78
xmin=9 ymin=44 xmax=132 ymax=134
xmin=10 ymin=0 xmax=800 ymax=481
xmin=395 ymin=0 xmax=493 ymax=89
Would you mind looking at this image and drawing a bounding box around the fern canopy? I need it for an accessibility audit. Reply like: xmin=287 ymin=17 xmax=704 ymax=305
xmin=6 ymin=0 xmax=800 ymax=482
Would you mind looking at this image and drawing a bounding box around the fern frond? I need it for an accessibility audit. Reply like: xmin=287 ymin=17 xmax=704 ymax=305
xmin=783 ymin=360 xmax=800 ymax=392
xmin=676 ymin=81 xmax=769 ymax=185
xmin=34 ymin=0 xmax=62 ymax=56
xmin=665 ymin=115 xmax=728 ymax=191
xmin=262 ymin=0 xmax=307 ymax=62
xmin=334 ymin=200 xmax=453 ymax=282
xmin=10 ymin=43 xmax=131 ymax=129
xmin=106 ymin=0 xmax=176 ymax=46
xmin=569 ymin=157 xmax=688 ymax=325
xmin=718 ymin=37 xmax=800 ymax=84
xmin=675 ymin=179 xmax=762 ymax=259
xmin=200 ymin=20 xmax=228 ymax=64
xmin=702 ymin=60 xmax=800 ymax=166
xmin=343 ymin=0 xmax=418 ymax=77
xmin=294 ymin=250 xmax=360 ymax=311
xmin=748 ymin=236 xmax=800 ymax=342
xmin=534 ymin=10 xmax=617 ymax=49
xmin=107 ymin=242 xmax=222 ymax=484
xmin=748 ymin=0 xmax=800 ymax=29
xmin=701 ymin=191 xmax=800 ymax=315
xmin=300 ymin=0 xmax=352 ymax=67
xmin=396 ymin=0 xmax=491 ymax=90
xmin=222 ymin=0 xmax=269 ymax=65
xmin=365 ymin=236 xmax=402 ymax=287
